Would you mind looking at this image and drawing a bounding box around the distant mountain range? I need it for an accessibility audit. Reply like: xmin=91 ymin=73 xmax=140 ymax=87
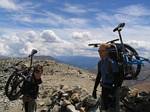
xmin=0 ymin=55 xmax=58 ymax=62
xmin=56 ymin=56 xmax=99 ymax=70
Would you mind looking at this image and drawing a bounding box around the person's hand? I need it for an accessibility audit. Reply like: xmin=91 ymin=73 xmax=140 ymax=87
xmin=92 ymin=89 xmax=97 ymax=99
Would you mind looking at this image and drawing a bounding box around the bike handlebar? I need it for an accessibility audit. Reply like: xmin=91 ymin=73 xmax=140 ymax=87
xmin=14 ymin=61 xmax=23 ymax=66
xmin=106 ymin=38 xmax=119 ymax=43
xmin=88 ymin=39 xmax=119 ymax=47
xmin=4 ymin=66 xmax=18 ymax=72
xmin=3 ymin=60 xmax=23 ymax=72
xmin=88 ymin=43 xmax=100 ymax=47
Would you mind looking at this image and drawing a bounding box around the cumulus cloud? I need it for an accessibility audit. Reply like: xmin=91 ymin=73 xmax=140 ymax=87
xmin=21 ymin=41 xmax=50 ymax=55
xmin=0 ymin=29 xmax=98 ymax=57
xmin=40 ymin=30 xmax=62 ymax=43
xmin=72 ymin=31 xmax=92 ymax=42
xmin=0 ymin=30 xmax=75 ymax=56
xmin=0 ymin=42 xmax=10 ymax=56
xmin=0 ymin=27 xmax=150 ymax=58
xmin=21 ymin=31 xmax=39 ymax=42
xmin=0 ymin=35 xmax=24 ymax=56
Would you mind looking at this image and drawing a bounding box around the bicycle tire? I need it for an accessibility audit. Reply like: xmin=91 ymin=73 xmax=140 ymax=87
xmin=115 ymin=43 xmax=141 ymax=79
xmin=5 ymin=72 xmax=25 ymax=101
xmin=124 ymin=44 xmax=141 ymax=77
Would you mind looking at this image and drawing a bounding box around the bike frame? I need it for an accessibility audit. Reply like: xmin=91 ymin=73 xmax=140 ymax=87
xmin=29 ymin=49 xmax=38 ymax=67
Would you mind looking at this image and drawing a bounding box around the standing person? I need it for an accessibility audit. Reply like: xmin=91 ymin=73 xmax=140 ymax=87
xmin=92 ymin=44 xmax=121 ymax=112
xmin=22 ymin=64 xmax=43 ymax=112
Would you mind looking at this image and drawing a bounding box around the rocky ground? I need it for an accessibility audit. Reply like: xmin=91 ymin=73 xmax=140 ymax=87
xmin=0 ymin=58 xmax=150 ymax=112
xmin=0 ymin=59 xmax=96 ymax=112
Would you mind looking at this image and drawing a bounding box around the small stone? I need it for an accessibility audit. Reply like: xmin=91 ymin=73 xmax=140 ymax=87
xmin=62 ymin=99 xmax=71 ymax=106
xmin=71 ymin=93 xmax=81 ymax=103
xmin=62 ymin=85 xmax=69 ymax=90
xmin=78 ymin=70 xmax=82 ymax=74
xmin=79 ymin=107 xmax=86 ymax=112
xmin=40 ymin=109 xmax=47 ymax=112
xmin=39 ymin=101 xmax=45 ymax=106
xmin=66 ymin=104 xmax=79 ymax=112
xmin=129 ymin=88 xmax=139 ymax=97
xmin=51 ymin=105 xmax=61 ymax=112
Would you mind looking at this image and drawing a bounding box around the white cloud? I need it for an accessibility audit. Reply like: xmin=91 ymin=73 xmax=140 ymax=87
xmin=0 ymin=2 xmax=150 ymax=58
xmin=0 ymin=29 xmax=95 ymax=57
xmin=0 ymin=25 xmax=150 ymax=58
xmin=21 ymin=41 xmax=50 ymax=55
xmin=21 ymin=38 xmax=74 ymax=56
xmin=0 ymin=0 xmax=20 ymax=10
xmin=67 ymin=18 xmax=89 ymax=28
xmin=1 ymin=1 xmax=90 ymax=29
xmin=12 ymin=14 xmax=32 ymax=23
xmin=62 ymin=3 xmax=87 ymax=14
xmin=96 ymin=4 xmax=150 ymax=26
xmin=40 ymin=30 xmax=62 ymax=43
xmin=61 ymin=3 xmax=100 ymax=15
xmin=11 ymin=11 xmax=89 ymax=28
xmin=0 ymin=34 xmax=24 ymax=56
xmin=126 ymin=40 xmax=150 ymax=58
xmin=0 ymin=30 xmax=74 ymax=56
xmin=72 ymin=31 xmax=92 ymax=42
xmin=96 ymin=12 xmax=140 ymax=25
xmin=118 ymin=4 xmax=150 ymax=16
xmin=21 ymin=31 xmax=39 ymax=42
xmin=0 ymin=42 xmax=10 ymax=55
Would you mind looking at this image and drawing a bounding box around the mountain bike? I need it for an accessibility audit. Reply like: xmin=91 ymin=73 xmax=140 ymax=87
xmin=4 ymin=49 xmax=38 ymax=101
xmin=89 ymin=23 xmax=150 ymax=80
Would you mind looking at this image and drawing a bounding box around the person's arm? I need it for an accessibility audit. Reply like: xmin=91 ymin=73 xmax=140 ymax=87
xmin=35 ymin=78 xmax=42 ymax=84
xmin=93 ymin=71 xmax=101 ymax=91
xmin=34 ymin=72 xmax=43 ymax=84
xmin=92 ymin=61 xmax=101 ymax=98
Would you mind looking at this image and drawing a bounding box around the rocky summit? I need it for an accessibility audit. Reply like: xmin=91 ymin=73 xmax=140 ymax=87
xmin=0 ymin=58 xmax=95 ymax=112
xmin=0 ymin=58 xmax=150 ymax=112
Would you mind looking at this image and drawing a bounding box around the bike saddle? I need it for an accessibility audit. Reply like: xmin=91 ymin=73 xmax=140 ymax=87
xmin=113 ymin=23 xmax=125 ymax=32
xmin=29 ymin=49 xmax=38 ymax=57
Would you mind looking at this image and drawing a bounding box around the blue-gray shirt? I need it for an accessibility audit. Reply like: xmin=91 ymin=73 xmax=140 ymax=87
xmin=98 ymin=57 xmax=119 ymax=85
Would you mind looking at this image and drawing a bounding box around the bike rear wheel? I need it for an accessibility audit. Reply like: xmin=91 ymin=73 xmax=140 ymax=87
xmin=116 ymin=43 xmax=141 ymax=79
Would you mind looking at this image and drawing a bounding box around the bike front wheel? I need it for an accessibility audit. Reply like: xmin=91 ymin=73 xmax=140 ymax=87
xmin=5 ymin=72 xmax=25 ymax=101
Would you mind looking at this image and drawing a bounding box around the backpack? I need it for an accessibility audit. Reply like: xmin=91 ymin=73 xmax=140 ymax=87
xmin=107 ymin=44 xmax=124 ymax=87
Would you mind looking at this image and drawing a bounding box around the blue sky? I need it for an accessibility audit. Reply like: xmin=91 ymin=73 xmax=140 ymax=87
xmin=0 ymin=0 xmax=150 ymax=57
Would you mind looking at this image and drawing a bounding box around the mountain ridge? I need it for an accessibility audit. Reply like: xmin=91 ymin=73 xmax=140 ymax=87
xmin=56 ymin=55 xmax=99 ymax=70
